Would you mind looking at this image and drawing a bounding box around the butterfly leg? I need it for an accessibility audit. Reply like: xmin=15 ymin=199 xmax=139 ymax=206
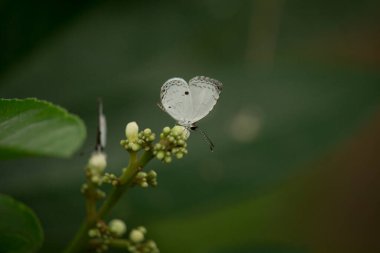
xmin=157 ymin=102 xmax=166 ymax=112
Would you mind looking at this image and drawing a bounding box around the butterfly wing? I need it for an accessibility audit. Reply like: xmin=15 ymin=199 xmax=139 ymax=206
xmin=160 ymin=78 xmax=193 ymax=123
xmin=188 ymin=76 xmax=222 ymax=122
xmin=96 ymin=99 xmax=107 ymax=151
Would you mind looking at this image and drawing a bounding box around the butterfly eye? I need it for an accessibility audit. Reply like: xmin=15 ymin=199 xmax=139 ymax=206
xmin=185 ymin=91 xmax=189 ymax=95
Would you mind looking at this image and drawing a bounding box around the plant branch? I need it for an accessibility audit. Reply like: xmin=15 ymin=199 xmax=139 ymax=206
xmin=63 ymin=150 xmax=154 ymax=253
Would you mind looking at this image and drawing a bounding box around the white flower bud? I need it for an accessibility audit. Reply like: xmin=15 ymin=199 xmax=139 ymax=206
xmin=109 ymin=219 xmax=127 ymax=237
xmin=125 ymin=122 xmax=139 ymax=142
xmin=130 ymin=229 xmax=144 ymax=243
xmin=88 ymin=152 xmax=107 ymax=172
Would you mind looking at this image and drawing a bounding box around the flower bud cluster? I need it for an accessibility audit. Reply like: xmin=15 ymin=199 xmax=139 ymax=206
xmin=102 ymin=173 xmax=119 ymax=186
xmin=88 ymin=221 xmax=112 ymax=253
xmin=153 ymin=126 xmax=189 ymax=163
xmin=86 ymin=152 xmax=107 ymax=184
xmin=128 ymin=226 xmax=159 ymax=253
xmin=88 ymin=219 xmax=128 ymax=252
xmin=121 ymin=122 xmax=156 ymax=152
xmin=133 ymin=170 xmax=158 ymax=188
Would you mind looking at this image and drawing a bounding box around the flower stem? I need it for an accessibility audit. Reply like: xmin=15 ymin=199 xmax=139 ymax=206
xmin=63 ymin=151 xmax=154 ymax=253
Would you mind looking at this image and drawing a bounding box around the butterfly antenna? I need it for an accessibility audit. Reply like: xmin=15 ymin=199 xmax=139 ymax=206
xmin=95 ymin=98 xmax=107 ymax=152
xmin=197 ymin=127 xmax=215 ymax=151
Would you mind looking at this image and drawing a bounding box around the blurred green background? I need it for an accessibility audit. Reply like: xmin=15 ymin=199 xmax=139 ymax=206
xmin=1 ymin=0 xmax=380 ymax=252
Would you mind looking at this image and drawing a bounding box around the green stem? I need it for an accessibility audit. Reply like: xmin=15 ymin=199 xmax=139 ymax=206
xmin=89 ymin=238 xmax=130 ymax=249
xmin=63 ymin=151 xmax=154 ymax=253
xmin=63 ymin=219 xmax=92 ymax=253
xmin=108 ymin=238 xmax=131 ymax=248
xmin=96 ymin=152 xmax=139 ymax=218
xmin=85 ymin=181 xmax=98 ymax=221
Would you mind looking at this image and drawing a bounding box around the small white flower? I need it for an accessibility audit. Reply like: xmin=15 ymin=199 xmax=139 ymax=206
xmin=125 ymin=121 xmax=139 ymax=142
xmin=109 ymin=219 xmax=127 ymax=237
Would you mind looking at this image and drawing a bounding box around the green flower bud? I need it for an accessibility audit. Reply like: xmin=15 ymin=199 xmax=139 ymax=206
xmin=164 ymin=156 xmax=172 ymax=163
xmin=147 ymin=170 xmax=157 ymax=178
xmin=148 ymin=134 xmax=155 ymax=141
xmin=136 ymin=171 xmax=147 ymax=179
xmin=131 ymin=143 xmax=141 ymax=152
xmin=91 ymin=175 xmax=101 ymax=184
xmin=176 ymin=152 xmax=184 ymax=159
xmin=172 ymin=125 xmax=189 ymax=138
xmin=88 ymin=229 xmax=100 ymax=238
xmin=163 ymin=127 xmax=171 ymax=134
xmin=128 ymin=246 xmax=136 ymax=252
xmin=156 ymin=151 xmax=165 ymax=160
xmin=137 ymin=226 xmax=147 ymax=234
xmin=143 ymin=128 xmax=152 ymax=136
xmin=146 ymin=240 xmax=158 ymax=249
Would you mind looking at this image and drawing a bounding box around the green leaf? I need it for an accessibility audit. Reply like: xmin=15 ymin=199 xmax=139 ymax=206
xmin=0 ymin=98 xmax=86 ymax=159
xmin=0 ymin=194 xmax=44 ymax=253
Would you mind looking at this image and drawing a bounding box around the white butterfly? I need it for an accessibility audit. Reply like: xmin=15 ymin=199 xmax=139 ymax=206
xmin=159 ymin=76 xmax=222 ymax=150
